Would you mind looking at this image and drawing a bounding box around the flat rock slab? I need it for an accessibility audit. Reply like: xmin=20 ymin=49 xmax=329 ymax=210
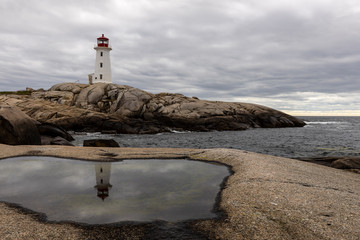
xmin=0 ymin=144 xmax=359 ymax=240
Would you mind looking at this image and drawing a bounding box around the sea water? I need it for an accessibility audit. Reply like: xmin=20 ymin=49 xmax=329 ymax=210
xmin=72 ymin=116 xmax=360 ymax=158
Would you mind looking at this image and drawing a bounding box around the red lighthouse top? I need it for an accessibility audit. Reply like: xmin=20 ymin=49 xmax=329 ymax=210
xmin=97 ymin=34 xmax=109 ymax=47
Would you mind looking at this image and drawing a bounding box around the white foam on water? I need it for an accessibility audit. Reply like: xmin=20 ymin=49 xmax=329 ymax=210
xmin=305 ymin=121 xmax=346 ymax=125
xmin=170 ymin=129 xmax=192 ymax=133
xmin=86 ymin=132 xmax=102 ymax=136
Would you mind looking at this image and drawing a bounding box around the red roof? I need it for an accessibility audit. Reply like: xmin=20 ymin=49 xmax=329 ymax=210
xmin=97 ymin=34 xmax=109 ymax=40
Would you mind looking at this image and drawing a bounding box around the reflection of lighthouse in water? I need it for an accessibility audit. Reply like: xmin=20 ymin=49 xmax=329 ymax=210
xmin=94 ymin=163 xmax=112 ymax=200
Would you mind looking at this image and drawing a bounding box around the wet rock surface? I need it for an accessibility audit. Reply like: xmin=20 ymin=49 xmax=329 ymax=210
xmin=0 ymin=83 xmax=305 ymax=133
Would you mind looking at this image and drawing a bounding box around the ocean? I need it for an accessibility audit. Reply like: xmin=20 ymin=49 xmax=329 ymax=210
xmin=72 ymin=116 xmax=360 ymax=159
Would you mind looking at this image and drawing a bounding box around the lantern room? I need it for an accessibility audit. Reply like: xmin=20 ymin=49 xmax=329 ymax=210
xmin=97 ymin=34 xmax=109 ymax=47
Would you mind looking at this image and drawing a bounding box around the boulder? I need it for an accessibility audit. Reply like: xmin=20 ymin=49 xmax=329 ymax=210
xmin=50 ymin=136 xmax=74 ymax=146
xmin=41 ymin=135 xmax=74 ymax=146
xmin=297 ymin=156 xmax=360 ymax=173
xmin=0 ymin=95 xmax=115 ymax=132
xmin=0 ymin=104 xmax=41 ymax=145
xmin=37 ymin=123 xmax=74 ymax=141
xmin=75 ymin=83 xmax=107 ymax=107
xmin=32 ymin=91 xmax=75 ymax=105
xmin=37 ymin=122 xmax=75 ymax=146
xmin=110 ymin=85 xmax=153 ymax=117
xmin=70 ymin=83 xmax=153 ymax=116
xmin=83 ymin=139 xmax=120 ymax=147
xmin=330 ymin=158 xmax=360 ymax=169
xmin=49 ymin=83 xmax=88 ymax=94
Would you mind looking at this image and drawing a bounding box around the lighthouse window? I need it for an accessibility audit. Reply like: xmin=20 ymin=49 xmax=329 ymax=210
xmin=100 ymin=52 xmax=103 ymax=57
xmin=100 ymin=63 xmax=103 ymax=68
xmin=100 ymin=74 xmax=103 ymax=79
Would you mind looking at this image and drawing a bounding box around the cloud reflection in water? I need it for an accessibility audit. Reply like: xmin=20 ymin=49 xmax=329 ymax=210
xmin=0 ymin=157 xmax=229 ymax=224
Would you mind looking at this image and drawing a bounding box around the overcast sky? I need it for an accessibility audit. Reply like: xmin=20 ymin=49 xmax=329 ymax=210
xmin=1 ymin=0 xmax=360 ymax=115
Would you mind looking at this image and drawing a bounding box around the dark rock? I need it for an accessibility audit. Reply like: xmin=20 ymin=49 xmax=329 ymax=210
xmin=101 ymin=130 xmax=117 ymax=134
xmin=50 ymin=136 xmax=74 ymax=146
xmin=37 ymin=122 xmax=74 ymax=141
xmin=83 ymin=139 xmax=120 ymax=147
xmin=40 ymin=135 xmax=53 ymax=145
xmin=37 ymin=122 xmax=74 ymax=146
xmin=41 ymin=135 xmax=74 ymax=146
xmin=297 ymin=156 xmax=360 ymax=173
xmin=296 ymin=157 xmax=337 ymax=167
xmin=330 ymin=158 xmax=360 ymax=169
xmin=0 ymin=104 xmax=41 ymax=145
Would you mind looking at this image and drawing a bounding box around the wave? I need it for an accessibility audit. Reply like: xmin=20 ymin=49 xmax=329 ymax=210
xmin=305 ymin=121 xmax=347 ymax=125
xmin=85 ymin=132 xmax=102 ymax=136
xmin=170 ymin=129 xmax=192 ymax=134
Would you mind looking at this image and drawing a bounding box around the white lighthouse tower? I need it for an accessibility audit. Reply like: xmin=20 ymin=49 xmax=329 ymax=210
xmin=89 ymin=34 xmax=112 ymax=84
xmin=94 ymin=163 xmax=112 ymax=201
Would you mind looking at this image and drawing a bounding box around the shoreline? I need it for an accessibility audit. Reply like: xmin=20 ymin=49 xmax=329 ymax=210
xmin=0 ymin=144 xmax=359 ymax=239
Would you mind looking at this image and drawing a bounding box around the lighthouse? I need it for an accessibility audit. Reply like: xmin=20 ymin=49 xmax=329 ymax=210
xmin=94 ymin=163 xmax=112 ymax=201
xmin=89 ymin=34 xmax=112 ymax=84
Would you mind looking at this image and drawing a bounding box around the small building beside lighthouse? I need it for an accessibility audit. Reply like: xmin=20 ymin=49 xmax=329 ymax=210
xmin=88 ymin=34 xmax=112 ymax=84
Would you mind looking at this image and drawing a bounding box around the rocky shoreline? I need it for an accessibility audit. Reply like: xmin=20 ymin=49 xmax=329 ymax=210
xmin=296 ymin=156 xmax=360 ymax=174
xmin=0 ymin=145 xmax=359 ymax=239
xmin=1 ymin=83 xmax=305 ymax=134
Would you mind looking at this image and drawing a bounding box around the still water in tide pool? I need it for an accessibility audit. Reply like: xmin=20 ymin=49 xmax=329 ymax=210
xmin=0 ymin=157 xmax=229 ymax=224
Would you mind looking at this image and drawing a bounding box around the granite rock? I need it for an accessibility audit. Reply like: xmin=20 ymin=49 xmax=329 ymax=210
xmin=1 ymin=83 xmax=305 ymax=133
xmin=0 ymin=104 xmax=41 ymax=145
xmin=0 ymin=101 xmax=75 ymax=146
xmin=330 ymin=157 xmax=360 ymax=169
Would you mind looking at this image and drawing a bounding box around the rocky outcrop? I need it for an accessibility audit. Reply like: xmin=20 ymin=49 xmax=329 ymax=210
xmin=41 ymin=136 xmax=74 ymax=146
xmin=37 ymin=123 xmax=74 ymax=141
xmin=1 ymin=83 xmax=305 ymax=134
xmin=0 ymin=104 xmax=41 ymax=145
xmin=0 ymin=102 xmax=75 ymax=146
xmin=51 ymin=82 xmax=153 ymax=117
xmin=331 ymin=157 xmax=360 ymax=170
xmin=143 ymin=93 xmax=304 ymax=131
xmin=37 ymin=123 xmax=74 ymax=146
xmin=297 ymin=156 xmax=360 ymax=174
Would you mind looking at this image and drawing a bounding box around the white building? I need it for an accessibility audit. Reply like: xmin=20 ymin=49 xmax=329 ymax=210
xmin=89 ymin=34 xmax=112 ymax=84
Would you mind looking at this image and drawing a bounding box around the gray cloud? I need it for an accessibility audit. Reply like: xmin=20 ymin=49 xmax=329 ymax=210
xmin=0 ymin=0 xmax=359 ymax=115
